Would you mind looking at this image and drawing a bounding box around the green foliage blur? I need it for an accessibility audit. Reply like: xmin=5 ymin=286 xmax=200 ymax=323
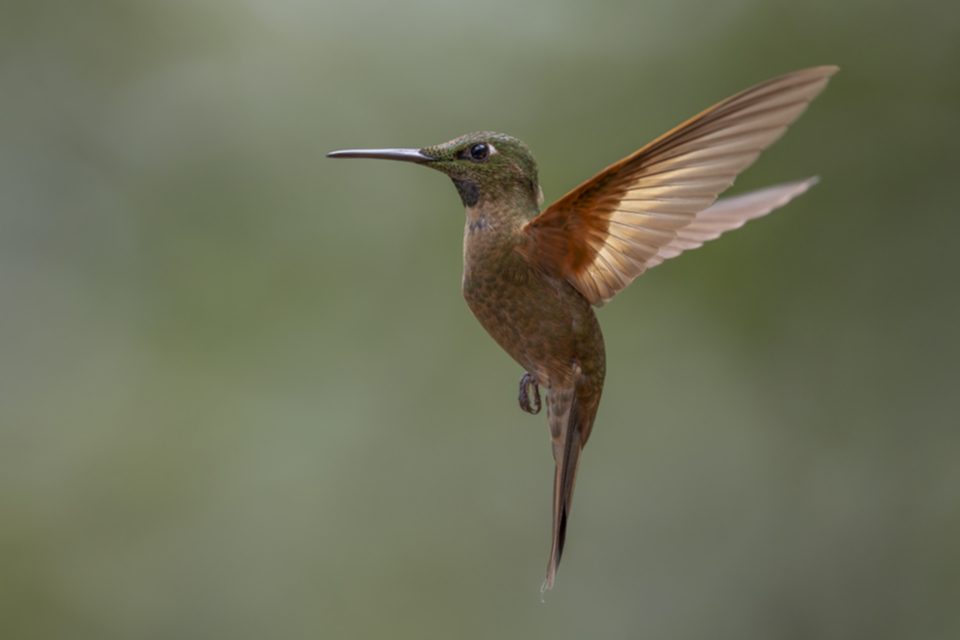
xmin=2 ymin=0 xmax=958 ymax=638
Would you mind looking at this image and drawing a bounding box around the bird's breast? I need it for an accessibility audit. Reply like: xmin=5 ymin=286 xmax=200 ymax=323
xmin=462 ymin=229 xmax=605 ymax=387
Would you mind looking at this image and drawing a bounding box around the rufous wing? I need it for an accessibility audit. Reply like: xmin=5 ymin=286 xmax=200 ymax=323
xmin=644 ymin=177 xmax=819 ymax=269
xmin=518 ymin=66 xmax=838 ymax=306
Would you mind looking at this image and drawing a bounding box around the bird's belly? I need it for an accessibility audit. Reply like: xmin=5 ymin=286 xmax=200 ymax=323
xmin=462 ymin=266 xmax=604 ymax=387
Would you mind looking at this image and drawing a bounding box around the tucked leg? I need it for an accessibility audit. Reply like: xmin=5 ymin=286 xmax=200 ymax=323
xmin=518 ymin=372 xmax=542 ymax=414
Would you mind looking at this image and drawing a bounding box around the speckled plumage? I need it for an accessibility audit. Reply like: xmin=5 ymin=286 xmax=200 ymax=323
xmin=327 ymin=66 xmax=837 ymax=590
xmin=461 ymin=201 xmax=606 ymax=590
xmin=436 ymin=133 xmax=608 ymax=589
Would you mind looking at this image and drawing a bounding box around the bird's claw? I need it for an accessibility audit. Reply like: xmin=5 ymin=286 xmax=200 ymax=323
xmin=519 ymin=372 xmax=542 ymax=414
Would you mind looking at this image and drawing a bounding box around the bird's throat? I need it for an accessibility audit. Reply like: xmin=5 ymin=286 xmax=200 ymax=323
xmin=451 ymin=178 xmax=480 ymax=208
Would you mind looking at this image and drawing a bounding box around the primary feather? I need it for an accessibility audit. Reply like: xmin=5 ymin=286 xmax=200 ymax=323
xmin=519 ymin=66 xmax=838 ymax=306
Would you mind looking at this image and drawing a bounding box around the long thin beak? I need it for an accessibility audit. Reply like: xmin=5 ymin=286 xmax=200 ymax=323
xmin=326 ymin=148 xmax=434 ymax=163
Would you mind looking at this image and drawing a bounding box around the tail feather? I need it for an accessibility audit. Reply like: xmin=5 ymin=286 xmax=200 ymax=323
xmin=543 ymin=375 xmax=599 ymax=590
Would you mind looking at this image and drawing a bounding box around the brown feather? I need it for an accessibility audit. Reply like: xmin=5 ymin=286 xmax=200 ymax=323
xmin=543 ymin=365 xmax=600 ymax=591
xmin=518 ymin=66 xmax=838 ymax=306
xmin=645 ymin=177 xmax=819 ymax=268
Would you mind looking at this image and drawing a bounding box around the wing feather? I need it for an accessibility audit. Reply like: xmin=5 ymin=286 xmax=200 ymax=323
xmin=645 ymin=178 xmax=819 ymax=268
xmin=517 ymin=66 xmax=837 ymax=306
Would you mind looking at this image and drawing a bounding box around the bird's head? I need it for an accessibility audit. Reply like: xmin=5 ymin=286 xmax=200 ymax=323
xmin=328 ymin=132 xmax=542 ymax=212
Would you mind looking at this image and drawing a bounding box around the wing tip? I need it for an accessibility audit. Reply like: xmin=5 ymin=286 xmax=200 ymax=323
xmin=788 ymin=65 xmax=840 ymax=84
xmin=789 ymin=175 xmax=821 ymax=195
xmin=804 ymin=65 xmax=840 ymax=77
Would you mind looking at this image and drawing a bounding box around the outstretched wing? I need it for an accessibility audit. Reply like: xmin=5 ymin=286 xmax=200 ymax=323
xmin=518 ymin=66 xmax=837 ymax=306
xmin=643 ymin=177 xmax=819 ymax=269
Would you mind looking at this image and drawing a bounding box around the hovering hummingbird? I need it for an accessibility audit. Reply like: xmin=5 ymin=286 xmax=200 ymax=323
xmin=328 ymin=66 xmax=838 ymax=590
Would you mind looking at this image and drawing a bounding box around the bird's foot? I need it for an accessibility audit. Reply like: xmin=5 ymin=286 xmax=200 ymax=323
xmin=519 ymin=372 xmax=541 ymax=414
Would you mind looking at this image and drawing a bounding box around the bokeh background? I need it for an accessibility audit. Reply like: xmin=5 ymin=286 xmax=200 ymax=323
xmin=2 ymin=1 xmax=958 ymax=638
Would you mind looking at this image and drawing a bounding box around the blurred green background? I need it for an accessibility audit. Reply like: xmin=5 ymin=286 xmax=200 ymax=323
xmin=2 ymin=0 xmax=958 ymax=638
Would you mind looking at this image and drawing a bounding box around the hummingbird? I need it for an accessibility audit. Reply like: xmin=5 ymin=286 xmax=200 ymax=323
xmin=328 ymin=66 xmax=838 ymax=590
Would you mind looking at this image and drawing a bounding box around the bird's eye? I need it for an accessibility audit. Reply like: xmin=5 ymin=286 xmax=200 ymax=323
xmin=469 ymin=143 xmax=489 ymax=161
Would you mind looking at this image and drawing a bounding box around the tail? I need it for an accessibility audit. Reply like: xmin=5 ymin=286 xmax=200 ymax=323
xmin=542 ymin=376 xmax=600 ymax=591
